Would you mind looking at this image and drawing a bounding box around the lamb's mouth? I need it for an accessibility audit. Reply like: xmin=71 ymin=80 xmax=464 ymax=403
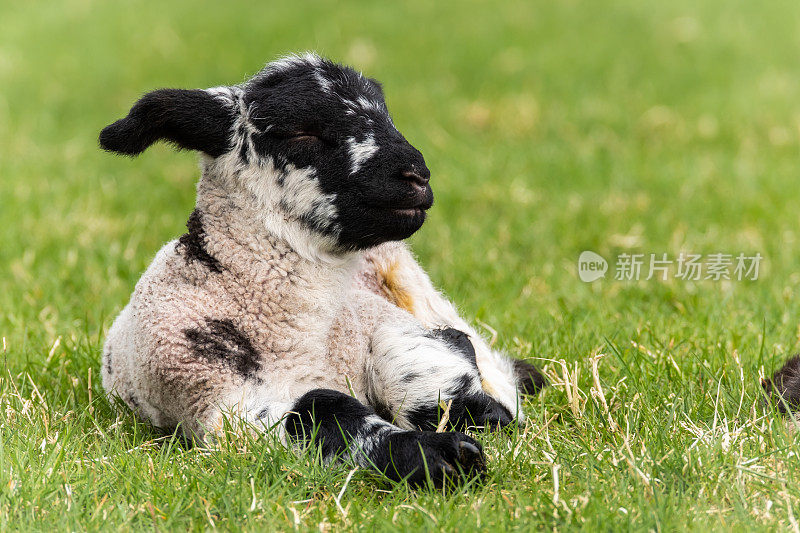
xmin=388 ymin=207 xmax=426 ymax=218
xmin=372 ymin=204 xmax=430 ymax=220
xmin=369 ymin=195 xmax=433 ymax=217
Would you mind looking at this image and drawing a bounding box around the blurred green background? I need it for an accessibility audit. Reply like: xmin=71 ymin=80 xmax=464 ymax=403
xmin=2 ymin=0 xmax=800 ymax=530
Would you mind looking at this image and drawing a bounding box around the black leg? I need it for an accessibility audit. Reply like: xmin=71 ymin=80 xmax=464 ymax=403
xmin=405 ymin=386 xmax=514 ymax=431
xmin=375 ymin=431 xmax=486 ymax=487
xmin=422 ymin=328 xmax=514 ymax=430
xmin=285 ymin=389 xmax=487 ymax=487
xmin=369 ymin=326 xmax=516 ymax=432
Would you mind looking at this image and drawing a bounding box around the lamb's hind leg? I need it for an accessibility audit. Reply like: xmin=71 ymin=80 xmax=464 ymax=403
xmin=285 ymin=389 xmax=486 ymax=487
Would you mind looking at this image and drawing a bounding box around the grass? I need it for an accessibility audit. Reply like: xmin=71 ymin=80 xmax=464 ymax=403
xmin=2 ymin=0 xmax=800 ymax=529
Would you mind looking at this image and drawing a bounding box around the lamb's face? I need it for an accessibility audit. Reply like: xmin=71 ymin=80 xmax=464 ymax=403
xmin=236 ymin=55 xmax=433 ymax=250
xmin=99 ymin=53 xmax=432 ymax=253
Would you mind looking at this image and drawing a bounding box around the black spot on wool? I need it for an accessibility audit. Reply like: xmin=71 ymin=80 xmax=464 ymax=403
xmin=177 ymin=209 xmax=222 ymax=273
xmin=125 ymin=393 xmax=140 ymax=409
xmin=184 ymin=319 xmax=261 ymax=380
xmin=429 ymin=327 xmax=478 ymax=369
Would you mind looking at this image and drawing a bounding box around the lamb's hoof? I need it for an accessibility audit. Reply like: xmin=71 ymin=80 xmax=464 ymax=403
xmin=473 ymin=400 xmax=514 ymax=430
xmin=456 ymin=439 xmax=486 ymax=473
xmin=382 ymin=431 xmax=487 ymax=488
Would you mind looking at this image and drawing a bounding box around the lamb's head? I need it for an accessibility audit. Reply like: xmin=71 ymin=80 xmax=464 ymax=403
xmin=100 ymin=53 xmax=432 ymax=254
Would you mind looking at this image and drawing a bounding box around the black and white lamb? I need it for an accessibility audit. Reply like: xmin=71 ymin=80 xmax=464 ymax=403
xmin=99 ymin=53 xmax=546 ymax=487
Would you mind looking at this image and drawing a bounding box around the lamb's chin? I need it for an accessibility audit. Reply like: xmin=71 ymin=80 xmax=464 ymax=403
xmin=331 ymin=209 xmax=427 ymax=250
xmin=378 ymin=208 xmax=428 ymax=241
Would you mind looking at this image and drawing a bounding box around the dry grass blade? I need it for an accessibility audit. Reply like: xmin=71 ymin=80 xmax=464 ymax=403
xmin=589 ymin=351 xmax=619 ymax=432
xmin=436 ymin=399 xmax=453 ymax=432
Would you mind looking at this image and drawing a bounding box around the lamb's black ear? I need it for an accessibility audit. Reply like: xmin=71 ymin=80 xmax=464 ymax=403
xmin=99 ymin=89 xmax=234 ymax=157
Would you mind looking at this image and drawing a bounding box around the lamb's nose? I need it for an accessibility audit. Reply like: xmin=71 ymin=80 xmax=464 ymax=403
xmin=401 ymin=169 xmax=430 ymax=187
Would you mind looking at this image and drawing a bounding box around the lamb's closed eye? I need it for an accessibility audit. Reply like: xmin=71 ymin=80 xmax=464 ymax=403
xmin=272 ymin=130 xmax=334 ymax=147
xmin=290 ymin=133 xmax=319 ymax=141
xmin=288 ymin=132 xmax=337 ymax=147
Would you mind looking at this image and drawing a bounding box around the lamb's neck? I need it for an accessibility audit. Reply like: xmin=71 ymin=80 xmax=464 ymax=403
xmin=194 ymin=175 xmax=359 ymax=310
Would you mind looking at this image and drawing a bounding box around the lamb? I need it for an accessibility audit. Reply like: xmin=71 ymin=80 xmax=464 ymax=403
xmin=99 ymin=53 xmax=546 ymax=487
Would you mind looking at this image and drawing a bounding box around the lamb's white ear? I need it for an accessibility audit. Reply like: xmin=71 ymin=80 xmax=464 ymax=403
xmin=99 ymin=89 xmax=235 ymax=157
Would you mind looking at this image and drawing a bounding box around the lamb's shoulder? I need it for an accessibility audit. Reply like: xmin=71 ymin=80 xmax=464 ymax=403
xmin=133 ymin=238 xmax=328 ymax=374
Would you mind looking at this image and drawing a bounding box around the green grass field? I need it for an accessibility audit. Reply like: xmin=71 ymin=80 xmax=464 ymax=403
xmin=3 ymin=0 xmax=800 ymax=529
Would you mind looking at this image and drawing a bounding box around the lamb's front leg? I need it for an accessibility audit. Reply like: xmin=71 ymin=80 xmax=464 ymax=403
xmin=285 ymin=389 xmax=486 ymax=487
xmin=366 ymin=323 xmax=514 ymax=431
xmin=357 ymin=242 xmax=547 ymax=421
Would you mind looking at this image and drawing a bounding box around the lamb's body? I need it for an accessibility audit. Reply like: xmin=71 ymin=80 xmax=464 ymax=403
xmin=103 ymin=176 xmax=526 ymax=436
xmin=100 ymin=54 xmax=545 ymax=486
xmin=104 ymin=178 xmax=373 ymax=434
